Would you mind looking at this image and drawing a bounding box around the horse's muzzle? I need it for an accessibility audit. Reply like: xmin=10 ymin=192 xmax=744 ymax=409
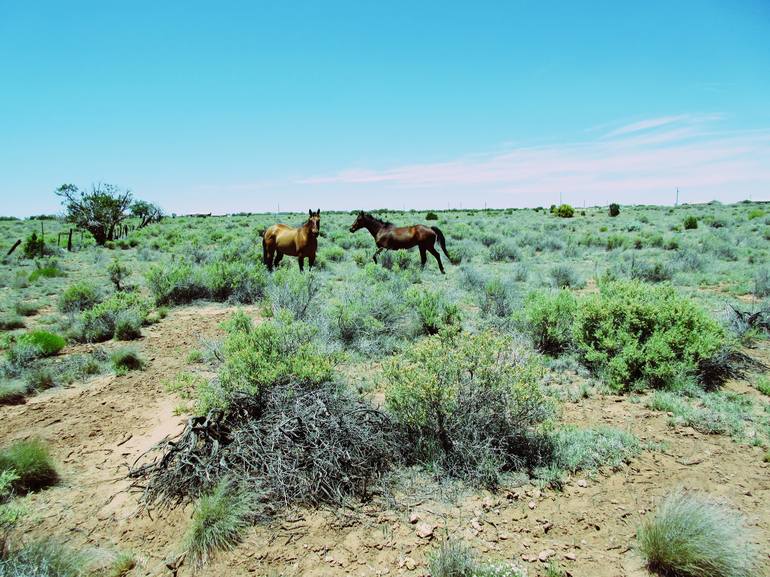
xmin=349 ymin=227 xmax=356 ymax=233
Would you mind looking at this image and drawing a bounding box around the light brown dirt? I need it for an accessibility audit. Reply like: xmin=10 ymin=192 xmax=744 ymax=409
xmin=2 ymin=306 xmax=768 ymax=577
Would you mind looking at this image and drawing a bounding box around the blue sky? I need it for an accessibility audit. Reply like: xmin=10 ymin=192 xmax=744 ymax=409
xmin=1 ymin=0 xmax=769 ymax=216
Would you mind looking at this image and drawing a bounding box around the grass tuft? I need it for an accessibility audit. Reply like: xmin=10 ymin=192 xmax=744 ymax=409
xmin=110 ymin=348 xmax=145 ymax=373
xmin=183 ymin=478 xmax=253 ymax=568
xmin=637 ymin=490 xmax=760 ymax=577
xmin=0 ymin=439 xmax=59 ymax=493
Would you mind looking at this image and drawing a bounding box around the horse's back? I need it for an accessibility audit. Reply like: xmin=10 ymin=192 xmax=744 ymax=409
xmin=264 ymin=223 xmax=302 ymax=255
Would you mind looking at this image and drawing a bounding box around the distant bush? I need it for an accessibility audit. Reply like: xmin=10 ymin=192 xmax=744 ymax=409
xmin=107 ymin=257 xmax=130 ymax=291
xmin=110 ymin=347 xmax=145 ymax=373
xmin=637 ymin=490 xmax=760 ymax=577
xmin=554 ymin=204 xmax=574 ymax=218
xmin=0 ymin=316 xmax=25 ymax=331
xmin=0 ymin=439 xmax=58 ymax=493
xmin=21 ymin=233 xmax=45 ymax=259
xmin=384 ymin=330 xmax=550 ymax=486
xmin=573 ymin=281 xmax=728 ymax=391
xmin=520 ymin=290 xmax=577 ymax=355
xmin=425 ymin=211 xmax=439 ymax=220
xmin=683 ymin=215 xmax=698 ymax=230
xmin=28 ymin=259 xmax=64 ymax=282
xmin=146 ymin=260 xmax=268 ymax=306
xmin=488 ymin=240 xmax=521 ymax=262
xmin=549 ymin=264 xmax=584 ymax=288
xmin=609 ymin=203 xmax=620 ymax=217
xmin=747 ymin=208 xmax=764 ymax=220
xmin=59 ymin=282 xmax=101 ymax=314
xmin=407 ymin=287 xmax=461 ymax=336
xmin=628 ymin=259 xmax=673 ymax=283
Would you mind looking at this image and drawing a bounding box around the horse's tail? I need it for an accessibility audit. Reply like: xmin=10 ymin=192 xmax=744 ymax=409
xmin=431 ymin=226 xmax=450 ymax=260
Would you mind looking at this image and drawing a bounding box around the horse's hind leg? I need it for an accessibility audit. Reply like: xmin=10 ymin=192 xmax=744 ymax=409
xmin=427 ymin=246 xmax=446 ymax=274
xmin=273 ymin=251 xmax=284 ymax=268
xmin=419 ymin=246 xmax=427 ymax=270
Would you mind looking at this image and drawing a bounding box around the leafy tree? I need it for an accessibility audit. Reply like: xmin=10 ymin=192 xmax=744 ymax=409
xmin=131 ymin=200 xmax=164 ymax=228
xmin=55 ymin=183 xmax=133 ymax=245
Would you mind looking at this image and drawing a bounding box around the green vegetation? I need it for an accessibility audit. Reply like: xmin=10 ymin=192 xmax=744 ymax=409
xmin=0 ymin=539 xmax=92 ymax=577
xmin=59 ymin=282 xmax=101 ymax=314
xmin=384 ymin=330 xmax=550 ymax=486
xmin=0 ymin=439 xmax=58 ymax=493
xmin=573 ymin=281 xmax=729 ymax=391
xmin=637 ymin=490 xmax=760 ymax=577
xmin=183 ymin=478 xmax=253 ymax=568
xmin=110 ymin=347 xmax=145 ymax=373
xmin=428 ymin=539 xmax=525 ymax=577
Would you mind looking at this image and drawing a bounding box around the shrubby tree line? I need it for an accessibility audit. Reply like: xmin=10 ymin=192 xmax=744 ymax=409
xmin=56 ymin=183 xmax=163 ymax=246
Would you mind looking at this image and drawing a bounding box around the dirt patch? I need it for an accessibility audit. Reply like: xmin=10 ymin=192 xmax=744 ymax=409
xmin=2 ymin=308 xmax=768 ymax=577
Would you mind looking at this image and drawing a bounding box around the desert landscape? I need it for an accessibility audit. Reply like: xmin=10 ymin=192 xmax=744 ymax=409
xmin=1 ymin=199 xmax=768 ymax=577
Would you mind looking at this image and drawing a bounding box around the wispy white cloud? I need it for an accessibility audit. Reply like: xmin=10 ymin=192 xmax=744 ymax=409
xmin=295 ymin=114 xmax=770 ymax=206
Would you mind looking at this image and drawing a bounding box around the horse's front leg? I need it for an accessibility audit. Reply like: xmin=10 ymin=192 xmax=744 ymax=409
xmin=298 ymin=256 xmax=305 ymax=272
xmin=372 ymin=247 xmax=384 ymax=263
xmin=308 ymin=254 xmax=316 ymax=270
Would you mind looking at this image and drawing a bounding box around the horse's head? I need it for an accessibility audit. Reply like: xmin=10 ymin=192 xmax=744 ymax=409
xmin=349 ymin=211 xmax=367 ymax=233
xmin=306 ymin=209 xmax=320 ymax=237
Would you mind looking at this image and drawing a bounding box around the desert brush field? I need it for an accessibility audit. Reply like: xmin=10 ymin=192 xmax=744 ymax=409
xmin=1 ymin=201 xmax=769 ymax=577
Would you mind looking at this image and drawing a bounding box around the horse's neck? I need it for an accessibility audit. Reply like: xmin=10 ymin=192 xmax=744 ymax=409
xmin=364 ymin=219 xmax=385 ymax=238
xmin=300 ymin=223 xmax=317 ymax=245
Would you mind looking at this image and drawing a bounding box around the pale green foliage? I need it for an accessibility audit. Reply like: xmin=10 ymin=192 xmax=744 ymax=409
xmin=184 ymin=478 xmax=253 ymax=568
xmin=637 ymin=490 xmax=760 ymax=577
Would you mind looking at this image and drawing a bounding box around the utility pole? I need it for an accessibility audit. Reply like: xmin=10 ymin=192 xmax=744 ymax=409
xmin=675 ymin=187 xmax=679 ymax=206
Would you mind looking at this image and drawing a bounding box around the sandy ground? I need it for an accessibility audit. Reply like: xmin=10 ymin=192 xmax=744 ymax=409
xmin=1 ymin=304 xmax=768 ymax=577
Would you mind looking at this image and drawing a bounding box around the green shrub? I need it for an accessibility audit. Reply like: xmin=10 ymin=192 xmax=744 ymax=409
xmin=555 ymin=204 xmax=574 ymax=218
xmin=747 ymin=208 xmax=764 ymax=220
xmin=76 ymin=292 xmax=150 ymax=342
xmin=646 ymin=391 xmax=753 ymax=437
xmin=488 ymin=241 xmax=521 ymax=262
xmin=13 ymin=302 xmax=38 ymax=317
xmin=0 ymin=382 xmax=27 ymax=405
xmin=113 ymin=310 xmax=143 ymax=340
xmin=184 ymin=478 xmax=253 ymax=568
xmin=266 ymin=269 xmax=319 ymax=320
xmin=549 ymin=264 xmax=583 ymax=288
xmin=110 ymin=348 xmax=145 ymax=373
xmin=319 ymin=245 xmax=345 ymax=263
xmin=683 ymin=215 xmax=698 ymax=230
xmin=26 ymin=367 xmax=56 ymax=392
xmin=10 ymin=331 xmax=66 ymax=363
xmin=204 ymin=312 xmax=332 ymax=413
xmin=573 ymin=281 xmax=727 ymax=391
xmin=407 ymin=287 xmax=461 ymax=335
xmin=59 ymin=282 xmax=101 ymax=314
xmin=0 ymin=316 xmax=25 ymax=331
xmin=637 ymin=490 xmax=760 ymax=577
xmin=609 ymin=203 xmax=620 ymax=217
xmin=107 ymin=258 xmax=130 ymax=291
xmin=384 ymin=330 xmax=550 ymax=486
xmin=520 ymin=290 xmax=577 ymax=355
xmin=146 ymin=262 xmax=207 ymax=305
xmin=426 ymin=211 xmax=439 ymax=220
xmin=479 ymin=277 xmax=516 ymax=318
xmin=21 ymin=233 xmax=45 ymax=259
xmin=0 ymin=439 xmax=58 ymax=493
xmin=755 ymin=375 xmax=770 ymax=396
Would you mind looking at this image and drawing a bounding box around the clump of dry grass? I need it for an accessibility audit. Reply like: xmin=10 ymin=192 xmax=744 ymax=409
xmin=637 ymin=490 xmax=760 ymax=577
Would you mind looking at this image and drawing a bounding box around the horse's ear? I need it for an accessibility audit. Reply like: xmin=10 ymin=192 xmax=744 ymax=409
xmin=309 ymin=209 xmax=312 ymax=216
xmin=317 ymin=209 xmax=320 ymax=215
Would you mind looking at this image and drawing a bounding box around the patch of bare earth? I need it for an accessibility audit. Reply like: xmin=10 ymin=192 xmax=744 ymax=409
xmin=2 ymin=310 xmax=768 ymax=576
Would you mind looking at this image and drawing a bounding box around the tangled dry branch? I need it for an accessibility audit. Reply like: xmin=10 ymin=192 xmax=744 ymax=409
xmin=128 ymin=384 xmax=397 ymax=513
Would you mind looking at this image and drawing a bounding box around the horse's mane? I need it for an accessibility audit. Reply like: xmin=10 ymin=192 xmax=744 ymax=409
xmin=365 ymin=212 xmax=393 ymax=226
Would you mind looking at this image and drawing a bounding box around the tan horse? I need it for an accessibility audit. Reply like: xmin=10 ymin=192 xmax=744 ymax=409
xmin=349 ymin=211 xmax=450 ymax=273
xmin=262 ymin=210 xmax=320 ymax=272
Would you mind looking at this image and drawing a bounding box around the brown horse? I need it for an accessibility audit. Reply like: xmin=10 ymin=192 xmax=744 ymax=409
xmin=349 ymin=211 xmax=450 ymax=273
xmin=263 ymin=209 xmax=320 ymax=271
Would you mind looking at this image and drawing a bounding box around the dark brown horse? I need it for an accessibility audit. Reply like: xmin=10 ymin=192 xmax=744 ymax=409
xmin=349 ymin=211 xmax=450 ymax=273
xmin=263 ymin=209 xmax=320 ymax=271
